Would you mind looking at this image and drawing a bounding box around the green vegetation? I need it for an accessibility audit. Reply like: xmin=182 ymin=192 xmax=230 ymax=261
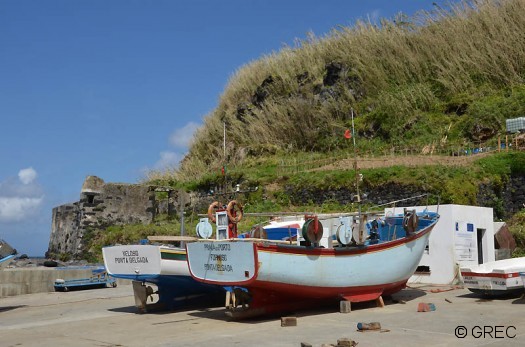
xmin=507 ymin=210 xmax=525 ymax=257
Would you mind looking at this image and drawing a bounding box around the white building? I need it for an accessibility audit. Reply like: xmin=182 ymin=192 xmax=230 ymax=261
xmin=387 ymin=204 xmax=495 ymax=285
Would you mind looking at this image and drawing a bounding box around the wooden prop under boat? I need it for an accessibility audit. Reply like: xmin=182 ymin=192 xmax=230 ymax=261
xmin=461 ymin=257 xmax=525 ymax=296
xmin=186 ymin=209 xmax=440 ymax=318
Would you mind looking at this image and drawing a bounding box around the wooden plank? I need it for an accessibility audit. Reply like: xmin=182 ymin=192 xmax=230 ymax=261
xmin=147 ymin=235 xmax=198 ymax=242
xmin=194 ymin=238 xmax=292 ymax=244
xmin=281 ymin=316 xmax=297 ymax=327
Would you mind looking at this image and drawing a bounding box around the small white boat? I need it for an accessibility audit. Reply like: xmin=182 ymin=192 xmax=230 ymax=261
xmin=461 ymin=257 xmax=525 ymax=296
xmin=102 ymin=240 xmax=224 ymax=311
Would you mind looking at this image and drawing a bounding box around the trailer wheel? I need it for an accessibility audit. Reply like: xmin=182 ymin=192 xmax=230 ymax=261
xmin=63 ymin=286 xmax=69 ymax=292
xmin=111 ymin=282 xmax=117 ymax=288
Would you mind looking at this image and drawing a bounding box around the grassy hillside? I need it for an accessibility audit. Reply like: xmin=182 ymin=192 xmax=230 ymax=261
xmin=150 ymin=0 xmax=525 ymax=182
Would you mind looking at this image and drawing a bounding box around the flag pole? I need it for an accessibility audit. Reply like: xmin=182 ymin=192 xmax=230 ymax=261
xmin=351 ymin=109 xmax=364 ymax=243
xmin=223 ymin=121 xmax=227 ymax=194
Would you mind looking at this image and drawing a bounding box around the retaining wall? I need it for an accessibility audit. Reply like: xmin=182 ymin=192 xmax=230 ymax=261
xmin=0 ymin=268 xmax=126 ymax=298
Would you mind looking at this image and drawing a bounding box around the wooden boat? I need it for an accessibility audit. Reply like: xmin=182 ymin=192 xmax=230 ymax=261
xmin=461 ymin=257 xmax=525 ymax=296
xmin=186 ymin=209 xmax=440 ymax=318
xmin=102 ymin=204 xmax=301 ymax=312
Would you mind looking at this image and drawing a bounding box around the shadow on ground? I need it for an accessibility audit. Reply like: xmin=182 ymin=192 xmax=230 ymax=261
xmin=0 ymin=305 xmax=26 ymax=313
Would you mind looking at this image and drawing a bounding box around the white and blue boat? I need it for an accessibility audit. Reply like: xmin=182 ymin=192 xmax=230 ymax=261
xmin=186 ymin=209 xmax=440 ymax=319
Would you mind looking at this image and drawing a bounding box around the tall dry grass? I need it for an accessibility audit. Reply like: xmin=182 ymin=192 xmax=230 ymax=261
xmin=167 ymin=0 xmax=525 ymax=182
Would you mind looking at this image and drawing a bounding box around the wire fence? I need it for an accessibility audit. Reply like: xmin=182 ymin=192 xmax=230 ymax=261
xmin=277 ymin=140 xmax=520 ymax=175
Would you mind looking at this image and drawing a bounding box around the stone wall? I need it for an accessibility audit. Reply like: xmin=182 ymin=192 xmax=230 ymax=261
xmin=48 ymin=176 xmax=157 ymax=259
xmin=478 ymin=175 xmax=525 ymax=219
xmin=286 ymin=182 xmax=428 ymax=207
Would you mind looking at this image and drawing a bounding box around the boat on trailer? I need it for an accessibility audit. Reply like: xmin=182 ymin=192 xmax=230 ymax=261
xmin=461 ymin=257 xmax=525 ymax=297
xmin=186 ymin=209 xmax=440 ymax=319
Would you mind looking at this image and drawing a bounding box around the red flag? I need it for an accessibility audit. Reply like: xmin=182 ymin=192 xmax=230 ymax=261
xmin=221 ymin=166 xmax=225 ymax=176
xmin=344 ymin=129 xmax=351 ymax=139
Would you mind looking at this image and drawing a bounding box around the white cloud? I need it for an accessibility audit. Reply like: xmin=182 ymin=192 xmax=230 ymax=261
xmin=0 ymin=168 xmax=44 ymax=223
xmin=169 ymin=122 xmax=200 ymax=148
xmin=0 ymin=196 xmax=43 ymax=222
xmin=18 ymin=167 xmax=37 ymax=185
xmin=154 ymin=151 xmax=183 ymax=170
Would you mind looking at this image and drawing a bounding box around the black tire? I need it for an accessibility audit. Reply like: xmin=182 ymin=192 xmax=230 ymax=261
xmin=111 ymin=282 xmax=117 ymax=288
xmin=63 ymin=286 xmax=69 ymax=292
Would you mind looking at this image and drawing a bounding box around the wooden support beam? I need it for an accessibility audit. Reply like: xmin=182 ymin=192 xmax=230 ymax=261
xmin=376 ymin=296 xmax=385 ymax=308
xmin=147 ymin=235 xmax=198 ymax=242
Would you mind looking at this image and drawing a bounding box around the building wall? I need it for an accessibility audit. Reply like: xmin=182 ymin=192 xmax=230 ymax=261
xmin=386 ymin=204 xmax=495 ymax=285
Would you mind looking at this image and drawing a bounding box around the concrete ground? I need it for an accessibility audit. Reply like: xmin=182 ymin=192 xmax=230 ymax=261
xmin=1 ymin=284 xmax=524 ymax=347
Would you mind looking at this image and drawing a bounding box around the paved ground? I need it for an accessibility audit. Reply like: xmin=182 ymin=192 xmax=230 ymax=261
xmin=1 ymin=284 xmax=524 ymax=347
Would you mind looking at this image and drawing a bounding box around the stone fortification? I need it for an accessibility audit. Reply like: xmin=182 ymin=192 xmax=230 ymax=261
xmin=48 ymin=176 xmax=156 ymax=259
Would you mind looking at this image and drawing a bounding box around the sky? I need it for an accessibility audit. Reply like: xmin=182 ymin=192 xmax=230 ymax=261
xmin=0 ymin=0 xmax=446 ymax=256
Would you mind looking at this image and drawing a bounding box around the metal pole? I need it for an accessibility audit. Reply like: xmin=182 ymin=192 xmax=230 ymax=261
xmin=180 ymin=191 xmax=185 ymax=237
xmin=351 ymin=109 xmax=363 ymax=243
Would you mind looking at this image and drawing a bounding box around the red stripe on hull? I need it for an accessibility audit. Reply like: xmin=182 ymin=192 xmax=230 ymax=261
xmin=461 ymin=271 xmax=519 ymax=279
xmin=257 ymin=224 xmax=433 ymax=256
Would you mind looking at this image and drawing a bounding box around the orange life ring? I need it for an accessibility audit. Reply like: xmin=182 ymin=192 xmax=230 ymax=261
xmin=207 ymin=201 xmax=221 ymax=223
xmin=226 ymin=200 xmax=243 ymax=224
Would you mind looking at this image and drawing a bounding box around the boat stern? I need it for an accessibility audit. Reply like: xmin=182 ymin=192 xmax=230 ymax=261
xmin=461 ymin=268 xmax=524 ymax=295
xmin=102 ymin=244 xmax=161 ymax=282
xmin=186 ymin=241 xmax=258 ymax=285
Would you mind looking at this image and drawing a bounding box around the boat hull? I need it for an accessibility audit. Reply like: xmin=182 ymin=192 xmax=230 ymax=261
xmin=461 ymin=257 xmax=525 ymax=296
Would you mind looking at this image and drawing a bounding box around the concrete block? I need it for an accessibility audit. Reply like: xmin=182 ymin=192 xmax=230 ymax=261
xmin=340 ymin=300 xmax=351 ymax=313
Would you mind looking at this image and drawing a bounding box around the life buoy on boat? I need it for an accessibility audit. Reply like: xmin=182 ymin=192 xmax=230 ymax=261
xmin=302 ymin=217 xmax=324 ymax=244
xmin=207 ymin=201 xmax=221 ymax=223
xmin=403 ymin=209 xmax=419 ymax=235
xmin=226 ymin=200 xmax=243 ymax=224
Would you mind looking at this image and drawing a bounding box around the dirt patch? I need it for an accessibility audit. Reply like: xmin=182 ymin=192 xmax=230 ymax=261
xmin=313 ymin=152 xmax=492 ymax=171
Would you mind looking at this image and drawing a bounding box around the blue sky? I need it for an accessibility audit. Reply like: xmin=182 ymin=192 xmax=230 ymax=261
xmin=0 ymin=0 xmax=444 ymax=256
